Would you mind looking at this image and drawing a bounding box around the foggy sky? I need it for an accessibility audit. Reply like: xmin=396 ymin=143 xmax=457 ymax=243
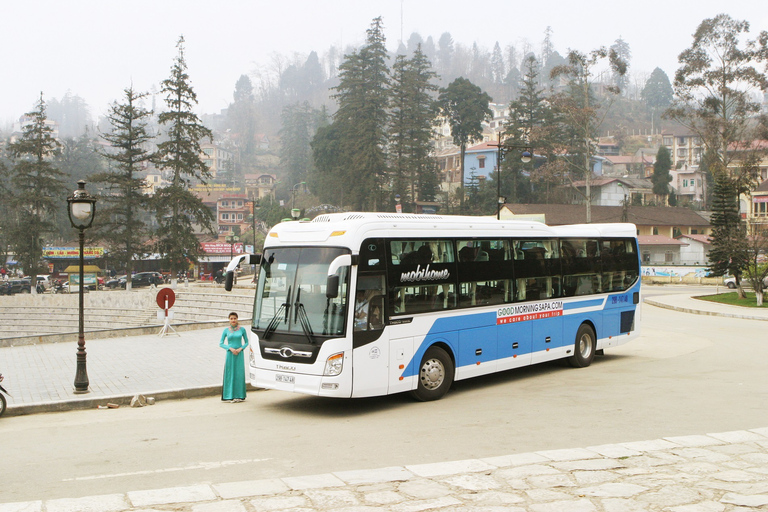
xmin=2 ymin=0 xmax=766 ymax=128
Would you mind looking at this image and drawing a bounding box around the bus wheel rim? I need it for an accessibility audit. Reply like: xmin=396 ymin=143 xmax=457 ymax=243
xmin=579 ymin=333 xmax=592 ymax=358
xmin=420 ymin=358 xmax=444 ymax=390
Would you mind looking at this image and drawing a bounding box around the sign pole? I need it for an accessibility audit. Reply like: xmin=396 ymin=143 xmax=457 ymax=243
xmin=157 ymin=289 xmax=179 ymax=337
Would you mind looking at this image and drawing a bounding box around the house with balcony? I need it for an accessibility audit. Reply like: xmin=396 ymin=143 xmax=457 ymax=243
xmin=216 ymin=194 xmax=252 ymax=239
xmin=747 ymin=179 xmax=768 ymax=234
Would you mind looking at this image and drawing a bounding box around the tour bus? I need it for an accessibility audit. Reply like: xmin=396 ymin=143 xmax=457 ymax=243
xmin=225 ymin=212 xmax=641 ymax=401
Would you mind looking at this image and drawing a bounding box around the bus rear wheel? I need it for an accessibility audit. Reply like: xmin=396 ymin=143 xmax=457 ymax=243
xmin=412 ymin=346 xmax=454 ymax=401
xmin=568 ymin=324 xmax=596 ymax=368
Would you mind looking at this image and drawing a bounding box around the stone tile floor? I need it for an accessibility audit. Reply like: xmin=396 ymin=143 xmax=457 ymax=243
xmin=3 ymin=428 xmax=767 ymax=511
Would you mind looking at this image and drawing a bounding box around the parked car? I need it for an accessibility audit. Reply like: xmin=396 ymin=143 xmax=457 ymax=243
xmin=121 ymin=272 xmax=164 ymax=288
xmin=105 ymin=275 xmax=127 ymax=289
xmin=724 ymin=276 xmax=768 ymax=289
xmin=0 ymin=279 xmax=32 ymax=295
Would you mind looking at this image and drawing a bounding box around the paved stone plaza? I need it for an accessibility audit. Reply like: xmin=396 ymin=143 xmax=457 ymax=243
xmin=3 ymin=428 xmax=768 ymax=511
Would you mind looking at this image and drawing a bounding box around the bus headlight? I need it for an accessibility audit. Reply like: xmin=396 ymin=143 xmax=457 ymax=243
xmin=324 ymin=352 xmax=344 ymax=376
xmin=249 ymin=347 xmax=256 ymax=365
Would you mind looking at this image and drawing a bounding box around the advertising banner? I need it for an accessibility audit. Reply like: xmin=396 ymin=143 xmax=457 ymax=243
xmin=43 ymin=247 xmax=104 ymax=259
xmin=200 ymin=242 xmax=244 ymax=254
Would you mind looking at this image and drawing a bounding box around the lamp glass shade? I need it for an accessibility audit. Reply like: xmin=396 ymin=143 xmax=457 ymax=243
xmin=521 ymin=151 xmax=532 ymax=164
xmin=71 ymin=202 xmax=92 ymax=221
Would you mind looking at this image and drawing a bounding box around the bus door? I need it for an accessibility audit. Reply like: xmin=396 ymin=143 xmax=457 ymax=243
xmin=514 ymin=240 xmax=564 ymax=364
xmin=351 ymin=240 xmax=389 ymax=398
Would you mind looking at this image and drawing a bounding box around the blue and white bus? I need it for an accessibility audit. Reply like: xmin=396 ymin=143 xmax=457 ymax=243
xmin=226 ymin=213 xmax=641 ymax=401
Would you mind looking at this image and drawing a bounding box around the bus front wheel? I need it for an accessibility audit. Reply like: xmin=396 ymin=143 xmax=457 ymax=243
xmin=412 ymin=346 xmax=454 ymax=401
xmin=568 ymin=324 xmax=596 ymax=368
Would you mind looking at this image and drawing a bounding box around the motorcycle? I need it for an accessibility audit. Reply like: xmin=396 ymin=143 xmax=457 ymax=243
xmin=0 ymin=373 xmax=8 ymax=417
xmin=52 ymin=280 xmax=66 ymax=294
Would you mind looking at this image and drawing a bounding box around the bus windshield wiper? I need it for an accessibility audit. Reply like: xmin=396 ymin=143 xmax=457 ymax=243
xmin=263 ymin=286 xmax=291 ymax=339
xmin=294 ymin=288 xmax=315 ymax=344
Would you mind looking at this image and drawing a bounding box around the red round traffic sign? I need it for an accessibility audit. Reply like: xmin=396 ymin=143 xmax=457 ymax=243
xmin=156 ymin=288 xmax=176 ymax=309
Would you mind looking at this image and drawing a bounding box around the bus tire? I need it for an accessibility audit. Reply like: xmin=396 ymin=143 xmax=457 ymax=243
xmin=568 ymin=324 xmax=596 ymax=368
xmin=412 ymin=346 xmax=454 ymax=402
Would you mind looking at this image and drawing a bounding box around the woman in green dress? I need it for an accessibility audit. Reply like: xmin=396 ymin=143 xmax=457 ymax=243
xmin=220 ymin=312 xmax=249 ymax=402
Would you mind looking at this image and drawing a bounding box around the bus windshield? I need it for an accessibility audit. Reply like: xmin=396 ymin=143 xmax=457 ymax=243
xmin=253 ymin=246 xmax=350 ymax=338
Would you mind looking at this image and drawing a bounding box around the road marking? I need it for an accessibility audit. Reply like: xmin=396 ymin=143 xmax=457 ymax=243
xmin=62 ymin=458 xmax=271 ymax=481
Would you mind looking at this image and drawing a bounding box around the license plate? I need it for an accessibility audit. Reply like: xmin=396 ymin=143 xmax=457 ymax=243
xmin=275 ymin=374 xmax=295 ymax=384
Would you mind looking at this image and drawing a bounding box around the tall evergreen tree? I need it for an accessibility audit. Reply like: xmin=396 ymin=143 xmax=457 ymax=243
xmin=280 ymin=101 xmax=321 ymax=188
xmin=504 ymin=56 xmax=555 ymax=204
xmin=322 ymin=17 xmax=390 ymax=211
xmin=154 ymin=36 xmax=215 ymax=282
xmin=641 ymin=68 xmax=673 ymax=132
xmin=651 ymin=145 xmax=673 ymax=201
xmin=708 ymin=170 xmax=749 ymax=297
xmin=227 ymin=75 xmax=258 ymax=162
xmin=7 ymin=94 xmax=65 ymax=291
xmin=389 ymin=46 xmax=440 ymax=210
xmin=93 ymin=87 xmax=154 ymax=289
xmin=438 ymin=77 xmax=492 ymax=212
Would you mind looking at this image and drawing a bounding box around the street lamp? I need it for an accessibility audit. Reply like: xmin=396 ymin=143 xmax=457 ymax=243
xmin=291 ymin=181 xmax=306 ymax=210
xmin=290 ymin=208 xmax=301 ymax=220
xmin=226 ymin=234 xmax=240 ymax=260
xmin=490 ymin=133 xmax=532 ymax=220
xmin=67 ymin=180 xmax=96 ymax=394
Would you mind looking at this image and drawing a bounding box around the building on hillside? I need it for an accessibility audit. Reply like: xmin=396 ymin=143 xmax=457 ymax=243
xmin=596 ymin=136 xmax=620 ymax=156
xmin=200 ymin=142 xmax=234 ymax=179
xmin=603 ymin=154 xmax=654 ymax=178
xmin=670 ymin=166 xmax=707 ymax=207
xmin=565 ymin=177 xmax=655 ymax=206
xmin=10 ymin=115 xmax=60 ymax=143
xmin=244 ymin=173 xmax=278 ymax=202
xmin=216 ymin=194 xmax=252 ymax=239
xmin=500 ymin=203 xmax=712 ymax=265
xmin=661 ymin=130 xmax=703 ymax=169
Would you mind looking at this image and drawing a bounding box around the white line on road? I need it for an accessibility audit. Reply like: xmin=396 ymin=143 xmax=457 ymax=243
xmin=62 ymin=458 xmax=271 ymax=481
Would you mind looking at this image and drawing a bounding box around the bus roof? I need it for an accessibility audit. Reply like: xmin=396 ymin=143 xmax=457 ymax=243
xmin=264 ymin=213 xmax=637 ymax=250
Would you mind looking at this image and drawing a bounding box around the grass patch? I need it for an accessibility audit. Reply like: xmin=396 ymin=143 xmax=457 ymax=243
xmin=696 ymin=292 xmax=768 ymax=308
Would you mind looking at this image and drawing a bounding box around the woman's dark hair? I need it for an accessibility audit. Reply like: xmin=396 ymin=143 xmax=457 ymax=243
xmin=229 ymin=312 xmax=238 ymax=318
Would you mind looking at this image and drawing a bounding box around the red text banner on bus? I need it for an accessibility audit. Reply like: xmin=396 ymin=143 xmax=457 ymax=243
xmin=496 ymin=300 xmax=564 ymax=325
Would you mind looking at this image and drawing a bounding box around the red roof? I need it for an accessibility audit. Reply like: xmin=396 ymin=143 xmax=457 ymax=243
xmin=677 ymin=234 xmax=711 ymax=245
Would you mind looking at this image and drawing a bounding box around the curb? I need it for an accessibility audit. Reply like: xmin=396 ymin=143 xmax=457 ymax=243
xmin=644 ymin=297 xmax=768 ymax=321
xmin=3 ymin=385 xmax=223 ymax=417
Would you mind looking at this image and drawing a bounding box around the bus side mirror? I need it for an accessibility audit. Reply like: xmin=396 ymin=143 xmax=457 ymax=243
xmin=326 ymin=275 xmax=340 ymax=298
xmin=224 ymin=271 xmax=235 ymax=291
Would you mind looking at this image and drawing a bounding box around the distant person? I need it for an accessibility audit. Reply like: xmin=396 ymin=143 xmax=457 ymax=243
xmin=219 ymin=312 xmax=249 ymax=403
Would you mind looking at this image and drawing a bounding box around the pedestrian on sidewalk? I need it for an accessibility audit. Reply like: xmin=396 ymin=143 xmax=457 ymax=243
xmin=219 ymin=312 xmax=249 ymax=403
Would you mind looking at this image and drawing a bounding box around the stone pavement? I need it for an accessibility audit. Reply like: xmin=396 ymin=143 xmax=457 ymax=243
xmin=2 ymin=428 xmax=768 ymax=511
xmin=2 ymin=287 xmax=768 ymax=510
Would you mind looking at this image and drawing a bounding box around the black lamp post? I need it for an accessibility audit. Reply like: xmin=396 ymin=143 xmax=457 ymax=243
xmin=67 ymin=180 xmax=96 ymax=394
xmin=490 ymin=133 xmax=532 ymax=220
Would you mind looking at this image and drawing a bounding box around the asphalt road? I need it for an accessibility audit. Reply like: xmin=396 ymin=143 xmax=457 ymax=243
xmin=1 ymin=299 xmax=766 ymax=503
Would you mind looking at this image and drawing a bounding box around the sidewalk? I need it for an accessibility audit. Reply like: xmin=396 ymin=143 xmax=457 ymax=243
xmin=2 ymin=290 xmax=768 ymax=510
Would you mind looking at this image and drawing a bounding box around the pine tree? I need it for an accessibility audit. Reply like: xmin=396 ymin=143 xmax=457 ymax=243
xmin=651 ymin=146 xmax=673 ymax=200
xmin=154 ymin=36 xmax=215 ymax=281
xmin=93 ymin=87 xmax=154 ymax=289
xmin=7 ymin=94 xmax=65 ymax=290
xmin=389 ymin=46 xmax=439 ymax=210
xmin=323 ymin=17 xmax=390 ymax=210
xmin=708 ymin=170 xmax=748 ymax=296
xmin=504 ymin=56 xmax=554 ymax=204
